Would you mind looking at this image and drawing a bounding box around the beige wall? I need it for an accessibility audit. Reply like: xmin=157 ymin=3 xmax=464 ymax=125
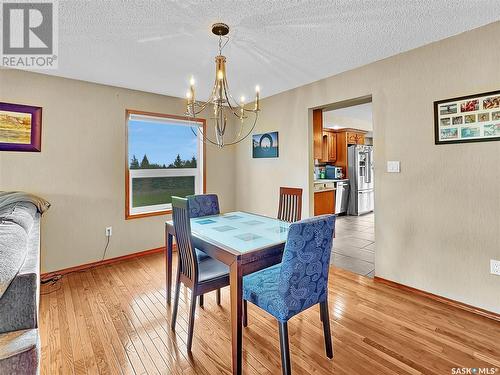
xmin=0 ymin=70 xmax=235 ymax=273
xmin=234 ymin=22 xmax=500 ymax=313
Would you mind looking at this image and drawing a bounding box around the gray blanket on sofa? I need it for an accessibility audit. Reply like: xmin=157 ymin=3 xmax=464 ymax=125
xmin=0 ymin=192 xmax=50 ymax=299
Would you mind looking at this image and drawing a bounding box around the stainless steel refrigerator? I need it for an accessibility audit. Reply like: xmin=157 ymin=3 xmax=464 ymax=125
xmin=347 ymin=145 xmax=374 ymax=215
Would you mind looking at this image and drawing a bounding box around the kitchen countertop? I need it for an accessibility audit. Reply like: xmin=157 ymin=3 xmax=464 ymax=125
xmin=314 ymin=179 xmax=349 ymax=184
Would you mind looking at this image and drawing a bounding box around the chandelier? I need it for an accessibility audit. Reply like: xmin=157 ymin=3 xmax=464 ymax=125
xmin=186 ymin=23 xmax=260 ymax=148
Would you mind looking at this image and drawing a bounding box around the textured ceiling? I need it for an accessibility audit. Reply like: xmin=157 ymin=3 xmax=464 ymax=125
xmin=40 ymin=0 xmax=500 ymax=99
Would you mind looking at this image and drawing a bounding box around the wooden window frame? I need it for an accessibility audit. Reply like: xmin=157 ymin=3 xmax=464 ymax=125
xmin=125 ymin=109 xmax=207 ymax=220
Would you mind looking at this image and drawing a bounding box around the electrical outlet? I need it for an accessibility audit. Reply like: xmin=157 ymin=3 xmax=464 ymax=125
xmin=105 ymin=227 xmax=112 ymax=237
xmin=490 ymin=259 xmax=500 ymax=276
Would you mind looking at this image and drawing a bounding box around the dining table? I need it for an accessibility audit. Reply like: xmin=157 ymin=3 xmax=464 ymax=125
xmin=165 ymin=211 xmax=291 ymax=375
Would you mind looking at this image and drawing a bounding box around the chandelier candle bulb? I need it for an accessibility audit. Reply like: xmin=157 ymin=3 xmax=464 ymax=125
xmin=240 ymin=96 xmax=245 ymax=118
xmin=187 ymin=85 xmax=195 ymax=104
xmin=186 ymin=90 xmax=193 ymax=106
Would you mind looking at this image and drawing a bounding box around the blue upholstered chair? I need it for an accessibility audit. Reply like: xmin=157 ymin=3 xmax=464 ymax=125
xmin=187 ymin=194 xmax=220 ymax=218
xmin=243 ymin=214 xmax=336 ymax=375
xmin=186 ymin=194 xmax=221 ymax=306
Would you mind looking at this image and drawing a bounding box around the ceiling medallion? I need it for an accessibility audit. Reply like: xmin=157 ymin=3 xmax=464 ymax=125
xmin=186 ymin=23 xmax=260 ymax=148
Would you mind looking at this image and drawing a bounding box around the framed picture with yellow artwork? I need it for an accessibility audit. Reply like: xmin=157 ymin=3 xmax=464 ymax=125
xmin=0 ymin=102 xmax=42 ymax=152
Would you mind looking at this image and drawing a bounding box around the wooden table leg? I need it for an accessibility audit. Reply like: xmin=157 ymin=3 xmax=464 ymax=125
xmin=230 ymin=260 xmax=243 ymax=375
xmin=166 ymin=228 xmax=173 ymax=305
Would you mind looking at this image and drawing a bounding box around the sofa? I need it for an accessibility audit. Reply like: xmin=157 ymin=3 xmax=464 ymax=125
xmin=0 ymin=192 xmax=50 ymax=374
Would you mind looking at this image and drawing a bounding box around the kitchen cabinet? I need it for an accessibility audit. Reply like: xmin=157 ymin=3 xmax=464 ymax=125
xmin=314 ymin=190 xmax=335 ymax=216
xmin=333 ymin=128 xmax=367 ymax=178
xmin=313 ymin=109 xmax=323 ymax=160
xmin=320 ymin=130 xmax=337 ymax=162
xmin=346 ymin=131 xmax=365 ymax=145
xmin=318 ymin=130 xmax=337 ymax=163
xmin=313 ymin=119 xmax=367 ymax=176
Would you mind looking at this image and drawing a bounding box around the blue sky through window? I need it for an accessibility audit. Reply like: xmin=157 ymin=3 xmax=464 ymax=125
xmin=128 ymin=120 xmax=198 ymax=166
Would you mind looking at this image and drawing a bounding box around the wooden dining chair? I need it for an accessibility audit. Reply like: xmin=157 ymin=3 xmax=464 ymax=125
xmin=187 ymin=194 xmax=221 ymax=307
xmin=242 ymin=214 xmax=336 ymax=375
xmin=277 ymin=187 xmax=303 ymax=222
xmin=170 ymin=197 xmax=230 ymax=352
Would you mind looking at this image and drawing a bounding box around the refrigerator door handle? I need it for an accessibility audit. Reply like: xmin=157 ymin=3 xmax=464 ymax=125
xmin=366 ymin=152 xmax=372 ymax=183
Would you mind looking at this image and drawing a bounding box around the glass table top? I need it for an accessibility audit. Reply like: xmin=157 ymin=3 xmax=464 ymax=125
xmin=190 ymin=211 xmax=290 ymax=254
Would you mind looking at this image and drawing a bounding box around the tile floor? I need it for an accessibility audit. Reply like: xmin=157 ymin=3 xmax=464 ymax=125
xmin=331 ymin=212 xmax=375 ymax=277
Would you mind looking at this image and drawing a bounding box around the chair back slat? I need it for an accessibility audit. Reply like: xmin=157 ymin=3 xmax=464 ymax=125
xmin=288 ymin=196 xmax=292 ymax=222
xmin=278 ymin=187 xmax=303 ymax=222
xmin=172 ymin=196 xmax=198 ymax=283
xmin=187 ymin=194 xmax=220 ymax=218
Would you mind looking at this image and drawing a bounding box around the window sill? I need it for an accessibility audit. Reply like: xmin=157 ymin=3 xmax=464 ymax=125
xmin=125 ymin=209 xmax=172 ymax=220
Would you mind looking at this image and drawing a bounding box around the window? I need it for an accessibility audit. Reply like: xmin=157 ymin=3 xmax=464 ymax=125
xmin=125 ymin=110 xmax=205 ymax=218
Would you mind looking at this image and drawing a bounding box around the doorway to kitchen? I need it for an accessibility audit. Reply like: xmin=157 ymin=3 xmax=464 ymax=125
xmin=312 ymin=96 xmax=375 ymax=277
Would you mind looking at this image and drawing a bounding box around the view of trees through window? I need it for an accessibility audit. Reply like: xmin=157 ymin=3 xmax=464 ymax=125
xmin=127 ymin=113 xmax=203 ymax=216
xmin=129 ymin=153 xmax=197 ymax=169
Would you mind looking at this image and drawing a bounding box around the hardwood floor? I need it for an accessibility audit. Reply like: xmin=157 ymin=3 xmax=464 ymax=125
xmin=40 ymin=252 xmax=500 ymax=375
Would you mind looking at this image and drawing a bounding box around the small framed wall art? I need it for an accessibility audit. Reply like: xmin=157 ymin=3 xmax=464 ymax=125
xmin=434 ymin=90 xmax=500 ymax=145
xmin=252 ymin=131 xmax=279 ymax=158
xmin=0 ymin=102 xmax=42 ymax=152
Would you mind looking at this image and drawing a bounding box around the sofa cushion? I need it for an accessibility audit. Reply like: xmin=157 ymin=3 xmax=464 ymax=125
xmin=0 ymin=221 xmax=28 ymax=299
xmin=0 ymin=214 xmax=40 ymax=333
xmin=0 ymin=202 xmax=38 ymax=301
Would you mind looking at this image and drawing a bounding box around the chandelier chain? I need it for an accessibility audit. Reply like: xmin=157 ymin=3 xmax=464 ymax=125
xmin=218 ymin=35 xmax=229 ymax=55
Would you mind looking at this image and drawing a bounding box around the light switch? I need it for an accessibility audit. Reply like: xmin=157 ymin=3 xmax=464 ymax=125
xmin=387 ymin=161 xmax=400 ymax=173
